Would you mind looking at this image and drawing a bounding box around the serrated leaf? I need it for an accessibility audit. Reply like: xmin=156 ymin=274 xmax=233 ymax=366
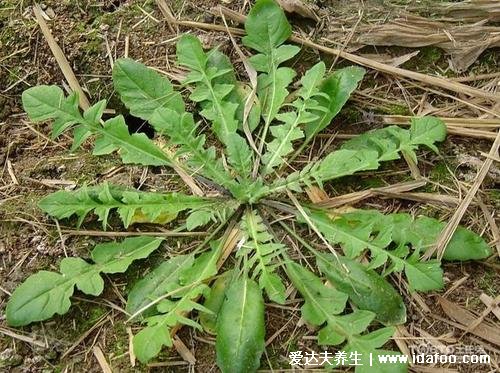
xmin=285 ymin=259 xmax=397 ymax=355
xmin=126 ymin=254 xmax=195 ymax=317
xmin=22 ymin=85 xmax=81 ymax=138
xmin=216 ymin=275 xmax=265 ymax=373
xmin=83 ymin=100 xmax=106 ymax=124
xmin=176 ymin=36 xmax=235 ymax=137
xmin=261 ymin=62 xmax=327 ymax=174
xmin=22 ymin=85 xmax=175 ymax=167
xmin=257 ymin=66 xmax=297 ymax=127
xmin=286 ymin=261 xmax=348 ymax=328
xmin=239 ymin=210 xmax=287 ymax=304
xmin=303 ymin=66 xmax=365 ymax=139
xmin=149 ymin=107 xmax=239 ymax=189
xmin=259 ymin=118 xmax=446 ymax=201
xmin=132 ymin=243 xmax=222 ymax=363
xmin=403 ymin=260 xmax=443 ymax=292
xmin=6 ymin=236 xmax=163 ymax=326
xmin=243 ymin=0 xmax=299 ymax=148
xmin=113 ymin=58 xmax=184 ymax=120
xmin=225 ymin=133 xmax=253 ymax=179
xmin=341 ymin=117 xmax=446 ymax=164
xmin=408 ymin=116 xmax=447 ymax=153
xmin=316 ymin=253 xmax=406 ymax=325
xmin=93 ymin=115 xmax=171 ymax=166
xmin=303 ymin=208 xmax=444 ymax=292
xmin=343 ymin=329 xmax=408 ymax=373
xmin=38 ymin=183 xmax=225 ymax=229
xmin=388 ymin=214 xmax=491 ymax=261
xmin=176 ymin=35 xmax=254 ymax=179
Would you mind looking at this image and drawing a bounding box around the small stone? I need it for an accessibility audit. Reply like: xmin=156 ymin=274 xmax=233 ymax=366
xmin=45 ymin=7 xmax=55 ymax=19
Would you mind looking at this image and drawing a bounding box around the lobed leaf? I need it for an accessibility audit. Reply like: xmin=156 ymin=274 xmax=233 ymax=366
xmin=92 ymin=115 xmax=172 ymax=166
xmin=22 ymin=85 xmax=172 ymax=166
xmin=38 ymin=183 xmax=233 ymax=230
xmin=176 ymin=35 xmax=254 ymax=179
xmin=238 ymin=209 xmax=287 ymax=304
xmin=316 ymin=254 xmax=406 ymax=325
xmin=285 ymin=260 xmax=405 ymax=372
xmin=6 ymin=237 xmax=163 ymax=326
xmin=126 ymin=254 xmax=195 ymax=317
xmin=303 ymin=209 xmax=444 ymax=292
xmin=341 ymin=117 xmax=446 ymax=164
xmin=261 ymin=62 xmax=326 ymax=174
xmin=113 ymin=58 xmax=184 ymax=120
xmin=132 ymin=242 xmax=221 ymax=363
xmin=303 ymin=66 xmax=365 ymax=139
xmin=300 ymin=207 xmax=492 ymax=293
xmin=243 ymin=0 xmax=299 ymax=145
xmin=149 ymin=108 xmax=241 ymax=188
xmin=256 ymin=117 xmax=447 ymax=201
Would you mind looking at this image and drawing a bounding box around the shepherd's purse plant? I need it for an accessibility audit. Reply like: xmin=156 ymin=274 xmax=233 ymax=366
xmin=6 ymin=0 xmax=492 ymax=372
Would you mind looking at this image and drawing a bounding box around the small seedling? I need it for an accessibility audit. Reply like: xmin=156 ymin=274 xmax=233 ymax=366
xmin=6 ymin=1 xmax=491 ymax=371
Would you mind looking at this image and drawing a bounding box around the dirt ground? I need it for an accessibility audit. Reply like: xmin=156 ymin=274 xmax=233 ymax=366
xmin=0 ymin=0 xmax=499 ymax=372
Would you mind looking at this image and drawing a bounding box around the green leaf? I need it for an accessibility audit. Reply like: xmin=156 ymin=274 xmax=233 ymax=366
xmin=243 ymin=0 xmax=292 ymax=54
xmin=22 ymin=85 xmax=174 ymax=167
xmin=6 ymin=237 xmax=163 ymax=326
xmin=176 ymin=36 xmax=236 ymax=138
xmin=303 ymin=66 xmax=365 ymax=139
xmin=261 ymin=62 xmax=326 ymax=174
xmin=133 ymin=323 xmax=172 ymax=363
xmin=243 ymin=0 xmax=299 ymax=148
xmin=303 ymin=209 xmax=444 ymax=292
xmin=286 ymin=259 xmax=397 ymax=354
xmin=256 ymin=66 xmax=297 ymax=129
xmin=225 ymin=133 xmax=253 ymax=179
xmin=257 ymin=148 xmax=380 ymax=200
xmin=22 ymin=85 xmax=81 ymax=138
xmin=316 ymin=253 xmax=406 ymax=325
xmin=200 ymin=270 xmax=233 ymax=334
xmin=176 ymin=35 xmax=254 ymax=179
xmin=38 ymin=183 xmax=226 ymax=229
xmin=238 ymin=210 xmax=287 ymax=304
xmin=408 ymin=116 xmax=447 ymax=153
xmin=216 ymin=275 xmax=265 ymax=373
xmin=344 ymin=330 xmax=408 ymax=373
xmin=341 ymin=117 xmax=446 ymax=164
xmin=133 ymin=243 xmax=221 ymax=363
xmin=71 ymin=100 xmax=107 ymax=150
xmin=149 ymin=108 xmax=240 ymax=189
xmin=286 ymin=261 xmax=404 ymax=371
xmin=126 ymin=254 xmax=195 ymax=317
xmin=403 ymin=260 xmax=443 ymax=292
xmin=258 ymin=118 xmax=446 ymax=201
xmin=286 ymin=261 xmax=348 ymax=332
xmin=113 ymin=58 xmax=184 ymax=120
xmin=388 ymin=214 xmax=491 ymax=261
xmin=92 ymin=115 xmax=171 ymax=166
